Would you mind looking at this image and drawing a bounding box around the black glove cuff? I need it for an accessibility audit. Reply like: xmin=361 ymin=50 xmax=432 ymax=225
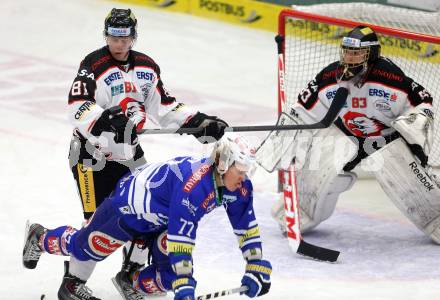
xmin=90 ymin=106 xmax=137 ymax=144
xmin=182 ymin=112 xmax=209 ymax=128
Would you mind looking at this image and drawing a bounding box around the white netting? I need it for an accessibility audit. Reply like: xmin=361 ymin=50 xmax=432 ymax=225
xmin=280 ymin=4 xmax=440 ymax=165
xmin=294 ymin=3 xmax=440 ymax=35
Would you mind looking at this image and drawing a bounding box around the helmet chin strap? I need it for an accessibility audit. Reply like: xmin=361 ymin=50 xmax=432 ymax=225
xmin=213 ymin=166 xmax=225 ymax=187
xmin=338 ymin=63 xmax=369 ymax=87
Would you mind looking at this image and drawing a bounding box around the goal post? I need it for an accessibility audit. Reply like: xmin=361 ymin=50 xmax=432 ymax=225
xmin=276 ymin=7 xmax=440 ymax=170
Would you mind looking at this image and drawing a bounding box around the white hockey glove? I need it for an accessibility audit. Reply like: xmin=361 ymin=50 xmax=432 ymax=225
xmin=392 ymin=107 xmax=433 ymax=156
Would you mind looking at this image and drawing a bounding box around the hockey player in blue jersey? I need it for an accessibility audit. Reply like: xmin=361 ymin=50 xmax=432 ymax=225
xmin=23 ymin=134 xmax=272 ymax=300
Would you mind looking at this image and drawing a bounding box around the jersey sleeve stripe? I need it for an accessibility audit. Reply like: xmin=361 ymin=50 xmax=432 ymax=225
xmin=167 ymin=234 xmax=196 ymax=244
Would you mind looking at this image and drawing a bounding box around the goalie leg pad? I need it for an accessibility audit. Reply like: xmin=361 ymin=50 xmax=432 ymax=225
xmin=271 ymin=125 xmax=358 ymax=233
xmin=271 ymin=171 xmax=356 ymax=234
xmin=367 ymin=138 xmax=440 ymax=244
xmin=300 ymin=171 xmax=357 ymax=233
xmin=296 ymin=125 xmax=358 ymax=233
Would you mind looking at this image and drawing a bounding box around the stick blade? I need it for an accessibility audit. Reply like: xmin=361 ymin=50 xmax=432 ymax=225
xmin=297 ymin=239 xmax=340 ymax=263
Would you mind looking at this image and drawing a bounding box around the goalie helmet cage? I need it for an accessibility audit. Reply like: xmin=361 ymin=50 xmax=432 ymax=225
xmin=276 ymin=6 xmax=440 ymax=174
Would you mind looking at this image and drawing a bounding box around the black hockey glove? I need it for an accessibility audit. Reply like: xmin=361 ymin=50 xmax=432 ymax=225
xmin=181 ymin=112 xmax=228 ymax=144
xmin=241 ymin=259 xmax=272 ymax=298
xmin=91 ymin=106 xmax=138 ymax=145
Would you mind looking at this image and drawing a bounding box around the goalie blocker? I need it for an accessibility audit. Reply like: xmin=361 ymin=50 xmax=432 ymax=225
xmin=366 ymin=138 xmax=440 ymax=244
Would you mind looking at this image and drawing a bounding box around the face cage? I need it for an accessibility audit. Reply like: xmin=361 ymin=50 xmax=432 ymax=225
xmin=340 ymin=46 xmax=370 ymax=69
xmin=234 ymin=161 xmax=257 ymax=178
xmin=216 ymin=155 xmax=256 ymax=178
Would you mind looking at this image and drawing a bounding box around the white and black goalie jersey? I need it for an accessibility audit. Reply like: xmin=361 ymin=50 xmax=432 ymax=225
xmin=294 ymin=57 xmax=433 ymax=138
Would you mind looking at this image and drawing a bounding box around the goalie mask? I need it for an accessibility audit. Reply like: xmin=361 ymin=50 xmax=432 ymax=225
xmin=211 ymin=134 xmax=256 ymax=177
xmin=339 ymin=26 xmax=381 ymax=81
xmin=104 ymin=8 xmax=137 ymax=39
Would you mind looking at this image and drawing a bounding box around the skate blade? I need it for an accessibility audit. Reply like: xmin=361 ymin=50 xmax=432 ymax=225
xmin=23 ymin=220 xmax=30 ymax=246
xmin=111 ymin=277 xmax=130 ymax=300
xmin=22 ymin=220 xmax=31 ymax=267
xmin=111 ymin=277 xmax=166 ymax=299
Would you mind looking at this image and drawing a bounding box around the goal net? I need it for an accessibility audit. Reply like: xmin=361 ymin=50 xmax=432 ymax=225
xmin=278 ymin=4 xmax=440 ymax=166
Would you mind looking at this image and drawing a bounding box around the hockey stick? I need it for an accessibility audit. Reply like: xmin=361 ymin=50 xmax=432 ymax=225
xmin=138 ymin=87 xmax=347 ymax=135
xmin=283 ymin=166 xmax=340 ymax=262
xmin=275 ymin=34 xmax=340 ymax=263
xmin=195 ymin=286 xmax=248 ymax=300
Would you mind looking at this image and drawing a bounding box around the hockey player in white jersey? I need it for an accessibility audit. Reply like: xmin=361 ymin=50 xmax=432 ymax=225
xmin=265 ymin=26 xmax=440 ymax=244
xmin=23 ymin=135 xmax=271 ymax=300
xmin=66 ymin=8 xmax=228 ymax=299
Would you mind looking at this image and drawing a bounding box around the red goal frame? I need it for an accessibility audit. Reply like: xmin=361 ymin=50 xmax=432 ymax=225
xmin=277 ymin=8 xmax=440 ymax=115
xmin=276 ymin=8 xmax=440 ymax=187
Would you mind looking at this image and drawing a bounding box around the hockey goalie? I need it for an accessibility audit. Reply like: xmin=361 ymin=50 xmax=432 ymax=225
xmin=258 ymin=25 xmax=440 ymax=245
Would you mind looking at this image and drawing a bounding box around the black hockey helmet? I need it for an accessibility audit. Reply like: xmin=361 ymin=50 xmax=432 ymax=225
xmin=104 ymin=8 xmax=137 ymax=39
xmin=339 ymin=26 xmax=381 ymax=79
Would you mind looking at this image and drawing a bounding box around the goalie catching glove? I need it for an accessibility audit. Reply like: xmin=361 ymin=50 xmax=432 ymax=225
xmin=181 ymin=112 xmax=228 ymax=143
xmin=241 ymin=259 xmax=272 ymax=298
xmin=392 ymin=107 xmax=433 ymax=159
xmin=91 ymin=105 xmax=138 ymax=145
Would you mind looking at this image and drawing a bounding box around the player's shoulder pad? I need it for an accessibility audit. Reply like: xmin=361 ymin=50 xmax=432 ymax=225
xmin=238 ymin=179 xmax=253 ymax=199
xmin=79 ymin=46 xmax=113 ymax=75
xmin=242 ymin=178 xmax=253 ymax=190
xmin=316 ymin=61 xmax=340 ymax=85
xmin=131 ymin=50 xmax=160 ymax=74
xmin=368 ymin=57 xmax=406 ymax=86
xmin=181 ymin=157 xmax=214 ymax=194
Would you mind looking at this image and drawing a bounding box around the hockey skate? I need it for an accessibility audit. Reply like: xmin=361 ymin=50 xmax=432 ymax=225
xmin=112 ymin=264 xmax=147 ymax=300
xmin=58 ymin=261 xmax=101 ymax=300
xmin=22 ymin=221 xmax=45 ymax=269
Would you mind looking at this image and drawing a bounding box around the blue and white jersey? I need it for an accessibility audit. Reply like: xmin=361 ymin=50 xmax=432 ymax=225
xmin=111 ymin=156 xmax=262 ymax=259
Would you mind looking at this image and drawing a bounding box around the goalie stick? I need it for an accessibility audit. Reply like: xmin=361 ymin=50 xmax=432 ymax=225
xmin=275 ymin=34 xmax=340 ymax=263
xmin=283 ymin=166 xmax=340 ymax=262
xmin=138 ymin=87 xmax=348 ymax=135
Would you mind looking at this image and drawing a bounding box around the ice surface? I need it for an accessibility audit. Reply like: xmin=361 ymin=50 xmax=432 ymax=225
xmin=1 ymin=0 xmax=439 ymax=299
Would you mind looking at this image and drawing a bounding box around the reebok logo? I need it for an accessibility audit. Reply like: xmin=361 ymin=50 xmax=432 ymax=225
xmin=409 ymin=161 xmax=435 ymax=191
